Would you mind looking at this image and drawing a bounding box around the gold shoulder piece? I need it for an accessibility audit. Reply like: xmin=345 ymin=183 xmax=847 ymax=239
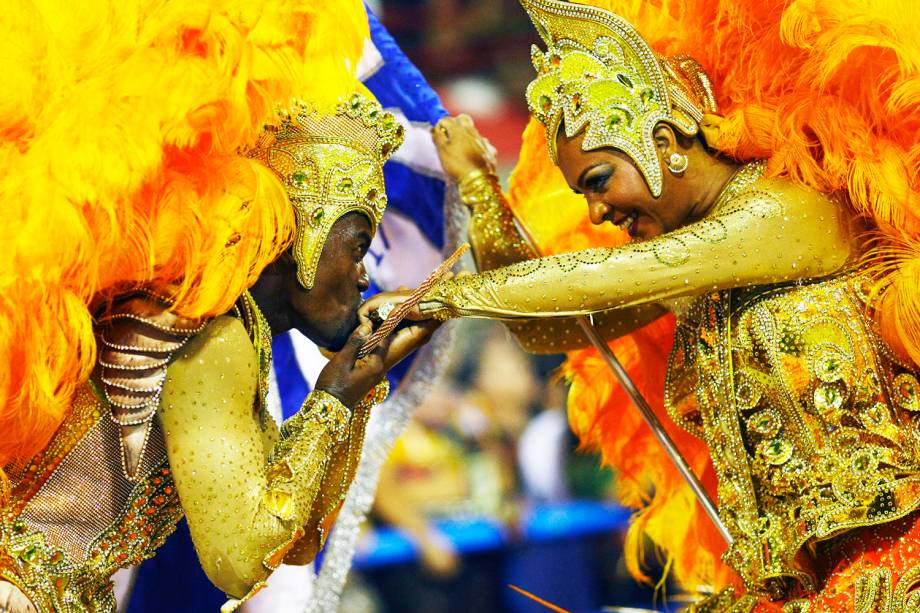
xmin=97 ymin=295 xmax=207 ymax=480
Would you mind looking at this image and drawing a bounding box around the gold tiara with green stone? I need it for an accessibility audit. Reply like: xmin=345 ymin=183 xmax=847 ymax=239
xmin=521 ymin=0 xmax=715 ymax=197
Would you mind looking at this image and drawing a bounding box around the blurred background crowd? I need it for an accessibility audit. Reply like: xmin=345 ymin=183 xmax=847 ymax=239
xmin=339 ymin=7 xmax=671 ymax=612
xmin=345 ymin=320 xmax=666 ymax=613
xmin=367 ymin=0 xmax=534 ymax=173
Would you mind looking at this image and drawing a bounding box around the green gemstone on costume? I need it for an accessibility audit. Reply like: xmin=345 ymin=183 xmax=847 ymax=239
xmin=813 ymin=349 xmax=846 ymax=383
xmin=310 ymin=207 xmax=325 ymax=226
xmin=814 ymin=382 xmax=846 ymax=413
xmin=291 ymin=170 xmax=308 ymax=187
xmin=759 ymin=438 xmax=793 ymax=465
xmin=19 ymin=545 xmax=40 ymax=564
xmin=748 ymin=409 xmax=780 ymax=437
xmin=851 ymin=450 xmax=876 ymax=474
xmin=337 ymin=178 xmax=353 ymax=193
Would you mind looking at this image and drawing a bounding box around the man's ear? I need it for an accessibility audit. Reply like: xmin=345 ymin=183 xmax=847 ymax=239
xmin=279 ymin=249 xmax=298 ymax=269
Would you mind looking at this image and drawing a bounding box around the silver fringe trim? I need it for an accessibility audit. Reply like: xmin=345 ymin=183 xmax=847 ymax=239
xmin=308 ymin=186 xmax=468 ymax=613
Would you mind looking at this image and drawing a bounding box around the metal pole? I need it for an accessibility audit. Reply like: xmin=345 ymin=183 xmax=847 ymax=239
xmin=509 ymin=212 xmax=733 ymax=545
xmin=575 ymin=314 xmax=732 ymax=545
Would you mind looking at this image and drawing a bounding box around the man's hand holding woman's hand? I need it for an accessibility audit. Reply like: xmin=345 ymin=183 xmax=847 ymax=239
xmin=315 ymin=312 xmax=440 ymax=408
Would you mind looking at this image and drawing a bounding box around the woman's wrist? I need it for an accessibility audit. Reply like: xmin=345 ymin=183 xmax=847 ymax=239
xmin=457 ymin=169 xmax=501 ymax=209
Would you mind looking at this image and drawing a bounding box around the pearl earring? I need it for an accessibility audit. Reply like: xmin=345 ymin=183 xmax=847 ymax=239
xmin=667 ymin=152 xmax=688 ymax=175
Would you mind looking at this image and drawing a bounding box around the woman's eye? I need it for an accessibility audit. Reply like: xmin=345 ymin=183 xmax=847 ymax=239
xmin=586 ymin=171 xmax=611 ymax=192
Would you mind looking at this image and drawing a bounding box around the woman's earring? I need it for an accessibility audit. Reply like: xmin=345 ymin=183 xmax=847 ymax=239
xmin=667 ymin=152 xmax=689 ymax=175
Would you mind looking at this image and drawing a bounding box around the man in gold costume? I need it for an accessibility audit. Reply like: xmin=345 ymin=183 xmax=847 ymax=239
xmin=0 ymin=92 xmax=438 ymax=613
xmin=368 ymin=0 xmax=920 ymax=610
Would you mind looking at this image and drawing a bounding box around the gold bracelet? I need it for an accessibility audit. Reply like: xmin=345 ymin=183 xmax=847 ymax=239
xmin=457 ymin=169 xmax=500 ymax=208
xmin=357 ymin=380 xmax=390 ymax=411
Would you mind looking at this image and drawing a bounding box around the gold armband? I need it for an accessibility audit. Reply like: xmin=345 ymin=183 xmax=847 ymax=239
xmin=458 ymin=169 xmax=502 ymax=208
xmin=458 ymin=170 xmax=539 ymax=271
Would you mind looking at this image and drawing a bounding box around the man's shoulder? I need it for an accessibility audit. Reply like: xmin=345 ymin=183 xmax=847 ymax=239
xmin=95 ymin=293 xmax=216 ymax=477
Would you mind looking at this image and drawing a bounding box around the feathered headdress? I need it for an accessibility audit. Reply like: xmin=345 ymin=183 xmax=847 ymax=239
xmin=0 ymin=0 xmax=369 ymax=472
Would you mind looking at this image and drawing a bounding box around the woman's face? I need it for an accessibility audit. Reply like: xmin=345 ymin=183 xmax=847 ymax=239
xmin=555 ymin=129 xmax=685 ymax=240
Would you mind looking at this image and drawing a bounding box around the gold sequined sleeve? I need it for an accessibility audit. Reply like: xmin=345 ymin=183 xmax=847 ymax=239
xmin=281 ymin=380 xmax=389 ymax=565
xmin=505 ymin=305 xmax=668 ymax=353
xmin=462 ymin=171 xmax=539 ymax=271
xmin=462 ymin=171 xmax=668 ymax=352
xmin=424 ymin=179 xmax=856 ymax=320
xmin=158 ymin=316 xmax=379 ymax=605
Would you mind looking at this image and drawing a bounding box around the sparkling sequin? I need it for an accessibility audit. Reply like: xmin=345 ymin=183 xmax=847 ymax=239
xmin=894 ymin=373 xmax=920 ymax=411
xmin=748 ymin=409 xmax=781 ymax=438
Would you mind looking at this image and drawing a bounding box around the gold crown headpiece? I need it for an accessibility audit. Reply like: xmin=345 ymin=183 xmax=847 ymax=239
xmin=521 ymin=0 xmax=717 ymax=197
xmin=246 ymin=92 xmax=404 ymax=288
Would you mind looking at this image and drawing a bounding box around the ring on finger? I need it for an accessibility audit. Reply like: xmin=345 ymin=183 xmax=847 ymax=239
xmin=374 ymin=301 xmax=395 ymax=323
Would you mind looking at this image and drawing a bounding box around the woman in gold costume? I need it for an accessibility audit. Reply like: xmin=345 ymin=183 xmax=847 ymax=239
xmin=368 ymin=0 xmax=920 ymax=610
xmin=0 ymin=2 xmax=437 ymax=612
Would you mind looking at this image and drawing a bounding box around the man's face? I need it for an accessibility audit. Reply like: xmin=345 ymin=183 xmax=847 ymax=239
xmin=287 ymin=212 xmax=372 ymax=350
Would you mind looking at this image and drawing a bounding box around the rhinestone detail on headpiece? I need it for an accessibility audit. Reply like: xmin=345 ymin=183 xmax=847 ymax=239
xmin=246 ymin=92 xmax=404 ymax=288
xmin=521 ymin=0 xmax=715 ymax=197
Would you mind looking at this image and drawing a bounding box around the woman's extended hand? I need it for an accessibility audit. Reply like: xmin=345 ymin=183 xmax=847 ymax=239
xmin=314 ymin=316 xmax=439 ymax=408
xmin=432 ymin=114 xmax=497 ymax=183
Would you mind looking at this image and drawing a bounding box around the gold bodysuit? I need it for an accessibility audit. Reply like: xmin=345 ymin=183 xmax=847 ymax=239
xmin=423 ymin=162 xmax=920 ymax=600
xmin=0 ymin=294 xmax=385 ymax=612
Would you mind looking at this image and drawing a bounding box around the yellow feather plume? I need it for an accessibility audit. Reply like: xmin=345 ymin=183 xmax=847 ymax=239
xmin=0 ymin=0 xmax=369 ymax=467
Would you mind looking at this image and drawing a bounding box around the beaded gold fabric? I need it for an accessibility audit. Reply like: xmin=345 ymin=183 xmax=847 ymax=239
xmin=421 ymin=161 xmax=920 ymax=602
xmin=668 ymin=275 xmax=920 ymax=598
xmin=689 ymin=513 xmax=920 ymax=611
xmin=0 ymin=294 xmax=388 ymax=612
xmin=245 ymin=92 xmax=404 ymax=288
xmin=520 ymin=0 xmax=715 ymax=196
xmin=0 ymin=384 xmax=182 ymax=612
